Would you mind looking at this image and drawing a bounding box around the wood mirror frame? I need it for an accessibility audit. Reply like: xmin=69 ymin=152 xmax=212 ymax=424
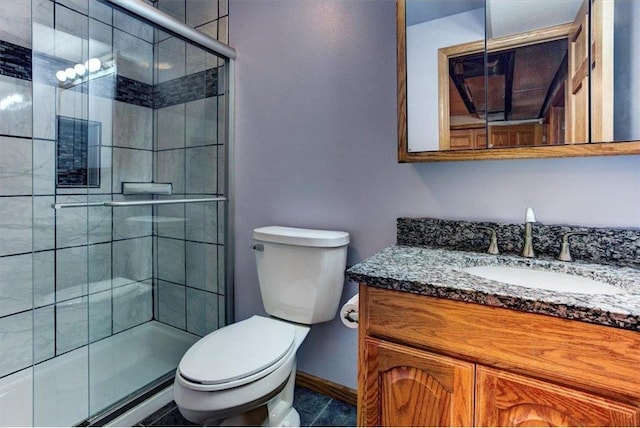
xmin=397 ymin=0 xmax=640 ymax=163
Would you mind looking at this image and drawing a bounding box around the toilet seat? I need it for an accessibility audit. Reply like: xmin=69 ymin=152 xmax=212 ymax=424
xmin=178 ymin=316 xmax=296 ymax=391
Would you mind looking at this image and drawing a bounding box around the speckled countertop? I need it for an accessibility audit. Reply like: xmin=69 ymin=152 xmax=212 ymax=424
xmin=346 ymin=245 xmax=640 ymax=332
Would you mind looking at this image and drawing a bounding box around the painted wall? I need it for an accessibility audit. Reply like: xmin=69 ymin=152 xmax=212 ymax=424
xmin=230 ymin=0 xmax=640 ymax=390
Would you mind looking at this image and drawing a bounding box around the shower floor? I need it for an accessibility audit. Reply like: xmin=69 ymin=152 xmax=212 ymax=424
xmin=0 ymin=321 xmax=198 ymax=427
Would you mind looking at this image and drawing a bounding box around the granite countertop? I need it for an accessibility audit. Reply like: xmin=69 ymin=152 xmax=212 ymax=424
xmin=346 ymin=245 xmax=640 ymax=332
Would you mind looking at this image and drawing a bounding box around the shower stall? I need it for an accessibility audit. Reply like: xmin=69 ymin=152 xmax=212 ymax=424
xmin=0 ymin=0 xmax=235 ymax=425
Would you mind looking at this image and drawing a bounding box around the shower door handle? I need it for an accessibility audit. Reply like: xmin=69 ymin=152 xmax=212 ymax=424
xmin=52 ymin=197 xmax=226 ymax=209
xmin=104 ymin=197 xmax=226 ymax=207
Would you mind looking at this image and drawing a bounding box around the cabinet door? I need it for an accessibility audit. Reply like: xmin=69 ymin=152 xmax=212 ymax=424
xmin=476 ymin=366 xmax=640 ymax=426
xmin=567 ymin=0 xmax=589 ymax=143
xmin=474 ymin=130 xmax=486 ymax=149
xmin=359 ymin=338 xmax=474 ymax=427
xmin=514 ymin=128 xmax=535 ymax=146
xmin=449 ymin=129 xmax=475 ymax=150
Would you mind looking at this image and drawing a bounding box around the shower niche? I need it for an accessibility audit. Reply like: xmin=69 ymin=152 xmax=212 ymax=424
xmin=56 ymin=116 xmax=101 ymax=188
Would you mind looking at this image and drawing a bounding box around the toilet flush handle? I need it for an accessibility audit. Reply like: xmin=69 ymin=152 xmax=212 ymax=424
xmin=252 ymin=244 xmax=264 ymax=251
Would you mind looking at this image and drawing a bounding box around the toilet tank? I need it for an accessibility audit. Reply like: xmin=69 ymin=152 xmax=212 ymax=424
xmin=253 ymin=226 xmax=350 ymax=325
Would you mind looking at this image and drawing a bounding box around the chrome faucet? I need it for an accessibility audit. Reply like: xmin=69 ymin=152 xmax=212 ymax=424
xmin=477 ymin=226 xmax=499 ymax=255
xmin=558 ymin=231 xmax=588 ymax=262
xmin=521 ymin=207 xmax=536 ymax=258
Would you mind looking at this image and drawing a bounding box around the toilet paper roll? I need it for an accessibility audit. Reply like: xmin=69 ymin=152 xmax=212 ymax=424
xmin=340 ymin=294 xmax=359 ymax=329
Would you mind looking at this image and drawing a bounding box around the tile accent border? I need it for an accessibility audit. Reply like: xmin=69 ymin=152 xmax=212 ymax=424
xmin=154 ymin=68 xmax=218 ymax=109
xmin=0 ymin=40 xmax=31 ymax=80
xmin=0 ymin=39 xmax=219 ymax=108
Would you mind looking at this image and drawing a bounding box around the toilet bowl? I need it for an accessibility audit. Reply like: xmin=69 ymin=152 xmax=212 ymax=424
xmin=174 ymin=316 xmax=309 ymax=425
xmin=173 ymin=226 xmax=349 ymax=426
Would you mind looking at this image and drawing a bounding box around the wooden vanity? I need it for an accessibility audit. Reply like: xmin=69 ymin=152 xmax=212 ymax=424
xmin=357 ymin=285 xmax=640 ymax=426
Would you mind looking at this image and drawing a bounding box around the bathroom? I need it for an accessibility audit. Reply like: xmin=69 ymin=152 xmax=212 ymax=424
xmin=1 ymin=0 xmax=640 ymax=426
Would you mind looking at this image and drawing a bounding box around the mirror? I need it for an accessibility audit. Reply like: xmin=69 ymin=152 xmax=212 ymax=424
xmin=398 ymin=0 xmax=640 ymax=162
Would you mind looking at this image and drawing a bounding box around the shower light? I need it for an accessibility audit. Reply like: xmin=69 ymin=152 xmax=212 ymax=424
xmin=56 ymin=70 xmax=67 ymax=82
xmin=74 ymin=63 xmax=86 ymax=76
xmin=86 ymin=58 xmax=102 ymax=73
xmin=57 ymin=57 xmax=112 ymax=88
xmin=65 ymin=67 xmax=76 ymax=80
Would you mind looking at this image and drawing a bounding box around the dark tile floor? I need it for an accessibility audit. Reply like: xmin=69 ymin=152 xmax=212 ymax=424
xmin=138 ymin=386 xmax=356 ymax=427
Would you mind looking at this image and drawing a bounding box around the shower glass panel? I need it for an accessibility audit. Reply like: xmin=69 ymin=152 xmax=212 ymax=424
xmin=26 ymin=1 xmax=229 ymax=425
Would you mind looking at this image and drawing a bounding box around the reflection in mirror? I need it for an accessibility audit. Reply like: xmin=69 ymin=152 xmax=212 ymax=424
xmin=486 ymin=0 xmax=591 ymax=149
xmin=486 ymin=0 xmax=617 ymax=145
xmin=399 ymin=0 xmax=640 ymax=161
xmin=449 ymin=38 xmax=568 ymax=149
xmin=405 ymin=0 xmax=484 ymax=153
xmin=440 ymin=0 xmax=612 ymax=151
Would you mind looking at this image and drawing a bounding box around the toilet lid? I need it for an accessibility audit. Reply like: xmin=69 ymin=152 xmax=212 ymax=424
xmin=178 ymin=316 xmax=296 ymax=386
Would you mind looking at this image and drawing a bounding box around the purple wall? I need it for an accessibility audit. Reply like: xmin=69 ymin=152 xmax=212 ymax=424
xmin=230 ymin=0 xmax=640 ymax=389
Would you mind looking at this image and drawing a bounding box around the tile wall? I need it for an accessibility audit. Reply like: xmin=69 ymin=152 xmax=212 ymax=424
xmin=0 ymin=0 xmax=228 ymax=382
xmin=152 ymin=0 xmax=228 ymax=337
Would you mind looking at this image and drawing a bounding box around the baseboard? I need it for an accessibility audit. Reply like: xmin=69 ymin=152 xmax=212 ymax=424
xmin=295 ymin=371 xmax=357 ymax=407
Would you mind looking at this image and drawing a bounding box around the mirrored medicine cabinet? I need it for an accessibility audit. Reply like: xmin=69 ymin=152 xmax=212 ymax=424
xmin=398 ymin=0 xmax=640 ymax=162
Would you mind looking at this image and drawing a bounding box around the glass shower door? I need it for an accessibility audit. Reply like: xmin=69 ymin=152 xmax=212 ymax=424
xmin=30 ymin=0 xmax=229 ymax=425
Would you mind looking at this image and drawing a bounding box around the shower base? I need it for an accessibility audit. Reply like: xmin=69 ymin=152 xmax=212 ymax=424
xmin=0 ymin=321 xmax=198 ymax=427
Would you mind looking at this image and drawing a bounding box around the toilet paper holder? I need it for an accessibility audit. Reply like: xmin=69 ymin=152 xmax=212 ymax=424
xmin=343 ymin=309 xmax=358 ymax=324
xmin=340 ymin=294 xmax=359 ymax=328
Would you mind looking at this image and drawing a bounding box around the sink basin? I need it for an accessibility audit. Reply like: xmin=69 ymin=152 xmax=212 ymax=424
xmin=462 ymin=265 xmax=624 ymax=295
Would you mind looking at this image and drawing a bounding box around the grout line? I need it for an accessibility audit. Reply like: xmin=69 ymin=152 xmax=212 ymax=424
xmin=308 ymin=398 xmax=333 ymax=427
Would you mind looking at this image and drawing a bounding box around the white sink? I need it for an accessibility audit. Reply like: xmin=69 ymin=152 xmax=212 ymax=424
xmin=462 ymin=265 xmax=624 ymax=295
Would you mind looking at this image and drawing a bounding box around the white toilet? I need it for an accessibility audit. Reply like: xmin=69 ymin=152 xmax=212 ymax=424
xmin=173 ymin=226 xmax=350 ymax=426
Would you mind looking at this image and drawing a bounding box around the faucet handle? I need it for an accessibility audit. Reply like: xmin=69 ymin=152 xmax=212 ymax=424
xmin=525 ymin=207 xmax=536 ymax=223
xmin=477 ymin=226 xmax=499 ymax=255
xmin=558 ymin=231 xmax=588 ymax=262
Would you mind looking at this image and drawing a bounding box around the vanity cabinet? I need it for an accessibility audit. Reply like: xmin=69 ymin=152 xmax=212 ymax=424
xmin=358 ymin=285 xmax=640 ymax=427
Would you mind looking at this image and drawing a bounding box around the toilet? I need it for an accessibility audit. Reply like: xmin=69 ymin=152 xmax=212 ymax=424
xmin=173 ymin=226 xmax=350 ymax=426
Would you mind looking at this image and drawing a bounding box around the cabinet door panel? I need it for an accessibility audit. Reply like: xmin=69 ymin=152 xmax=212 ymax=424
xmin=449 ymin=129 xmax=474 ymax=150
xmin=360 ymin=338 xmax=474 ymax=427
xmin=476 ymin=366 xmax=640 ymax=427
xmin=474 ymin=130 xmax=486 ymax=149
xmin=489 ymin=129 xmax=510 ymax=147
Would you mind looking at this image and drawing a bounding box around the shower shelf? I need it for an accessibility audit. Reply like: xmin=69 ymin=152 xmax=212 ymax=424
xmin=51 ymin=197 xmax=226 ymax=210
